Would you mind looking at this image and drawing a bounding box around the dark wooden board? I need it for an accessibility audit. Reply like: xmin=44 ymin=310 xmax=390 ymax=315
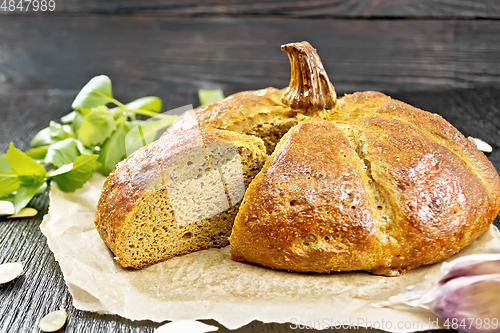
xmin=1 ymin=0 xmax=500 ymax=18
xmin=1 ymin=16 xmax=500 ymax=100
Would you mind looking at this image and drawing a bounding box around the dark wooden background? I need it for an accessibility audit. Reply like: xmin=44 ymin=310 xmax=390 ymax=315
xmin=1 ymin=1 xmax=500 ymax=332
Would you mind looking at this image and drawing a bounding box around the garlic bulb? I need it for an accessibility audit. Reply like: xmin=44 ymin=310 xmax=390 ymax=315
xmin=375 ymin=254 xmax=500 ymax=333
xmin=431 ymin=274 xmax=500 ymax=333
xmin=440 ymin=253 xmax=500 ymax=283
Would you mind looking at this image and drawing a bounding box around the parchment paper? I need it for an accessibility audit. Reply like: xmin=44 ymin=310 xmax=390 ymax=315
xmin=40 ymin=174 xmax=500 ymax=331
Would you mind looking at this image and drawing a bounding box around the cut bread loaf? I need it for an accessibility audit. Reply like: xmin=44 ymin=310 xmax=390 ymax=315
xmin=94 ymin=127 xmax=267 ymax=268
xmin=95 ymin=41 xmax=500 ymax=275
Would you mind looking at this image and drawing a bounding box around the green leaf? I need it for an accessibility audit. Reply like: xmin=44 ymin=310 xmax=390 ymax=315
xmin=30 ymin=127 xmax=52 ymax=148
xmin=30 ymin=121 xmax=72 ymax=148
xmin=198 ymin=89 xmax=225 ymax=107
xmin=2 ymin=142 xmax=46 ymax=211
xmin=75 ymin=139 xmax=93 ymax=155
xmin=72 ymin=75 xmax=114 ymax=110
xmin=77 ymin=106 xmax=116 ymax=147
xmin=125 ymin=96 xmax=162 ymax=112
xmin=78 ymin=108 xmax=95 ymax=117
xmin=3 ymin=145 xmax=48 ymax=212
xmin=0 ymin=177 xmax=20 ymax=197
xmin=49 ymin=120 xmax=73 ymax=140
xmin=70 ymin=111 xmax=86 ymax=135
xmin=0 ymin=154 xmax=14 ymax=174
xmin=50 ymin=155 xmax=101 ymax=192
xmin=44 ymin=138 xmax=81 ymax=168
xmin=0 ymin=194 xmax=15 ymax=204
xmin=62 ymin=124 xmax=74 ymax=136
xmin=13 ymin=181 xmax=46 ymax=213
xmin=35 ymin=182 xmax=48 ymax=195
xmin=26 ymin=146 xmax=49 ymax=160
xmin=6 ymin=143 xmax=47 ymax=178
xmin=18 ymin=175 xmax=44 ymax=187
xmin=61 ymin=111 xmax=77 ymax=124
xmin=0 ymin=154 xmax=21 ymax=197
xmin=98 ymin=122 xmax=129 ymax=175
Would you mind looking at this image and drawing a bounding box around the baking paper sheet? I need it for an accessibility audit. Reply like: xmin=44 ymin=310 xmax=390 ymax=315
xmin=40 ymin=174 xmax=500 ymax=331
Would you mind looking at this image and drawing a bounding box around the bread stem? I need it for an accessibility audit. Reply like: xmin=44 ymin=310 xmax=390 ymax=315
xmin=281 ymin=41 xmax=337 ymax=113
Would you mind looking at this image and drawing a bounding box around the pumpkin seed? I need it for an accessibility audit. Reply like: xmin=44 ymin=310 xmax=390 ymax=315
xmin=470 ymin=137 xmax=493 ymax=153
xmin=7 ymin=207 xmax=38 ymax=218
xmin=0 ymin=201 xmax=15 ymax=216
xmin=39 ymin=309 xmax=67 ymax=332
xmin=0 ymin=262 xmax=23 ymax=284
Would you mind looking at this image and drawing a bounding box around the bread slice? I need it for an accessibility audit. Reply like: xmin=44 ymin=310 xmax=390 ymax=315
xmin=94 ymin=127 xmax=267 ymax=269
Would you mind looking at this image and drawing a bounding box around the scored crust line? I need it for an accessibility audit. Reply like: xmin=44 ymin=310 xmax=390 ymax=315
xmin=333 ymin=121 xmax=395 ymax=233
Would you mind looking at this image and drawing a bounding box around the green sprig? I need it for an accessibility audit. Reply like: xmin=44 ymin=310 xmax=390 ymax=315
xmin=1 ymin=75 xmax=181 ymax=213
xmin=1 ymin=76 xmax=225 ymax=214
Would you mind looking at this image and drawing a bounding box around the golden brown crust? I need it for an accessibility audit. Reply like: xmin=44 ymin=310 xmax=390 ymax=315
xmin=168 ymin=88 xmax=305 ymax=154
xmin=230 ymin=91 xmax=500 ymax=276
xmin=94 ymin=163 xmax=146 ymax=255
xmin=230 ymin=120 xmax=387 ymax=273
xmin=171 ymin=88 xmax=294 ymax=132
xmin=333 ymin=91 xmax=500 ymax=217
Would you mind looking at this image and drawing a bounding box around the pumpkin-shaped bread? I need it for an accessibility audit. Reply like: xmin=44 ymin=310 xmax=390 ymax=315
xmin=95 ymin=42 xmax=500 ymax=275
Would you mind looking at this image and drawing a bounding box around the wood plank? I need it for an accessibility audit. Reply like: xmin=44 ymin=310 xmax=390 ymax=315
xmin=0 ymin=16 xmax=500 ymax=100
xmin=1 ymin=0 xmax=500 ymax=18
